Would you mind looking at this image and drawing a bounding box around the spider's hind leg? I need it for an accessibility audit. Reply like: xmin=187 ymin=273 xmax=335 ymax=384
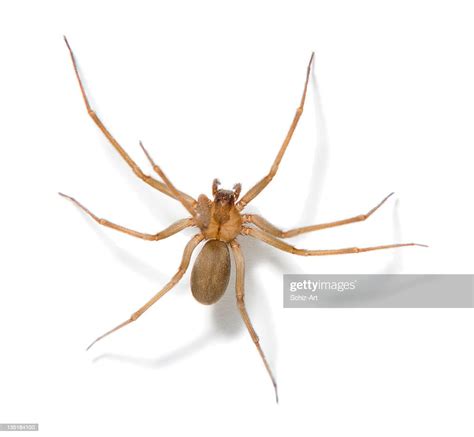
xmin=86 ymin=234 xmax=204 ymax=350
xmin=237 ymin=52 xmax=315 ymax=211
xmin=244 ymin=227 xmax=427 ymax=256
xmin=230 ymin=239 xmax=278 ymax=403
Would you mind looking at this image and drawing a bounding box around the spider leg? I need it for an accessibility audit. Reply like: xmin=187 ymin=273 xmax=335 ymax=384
xmin=59 ymin=193 xmax=194 ymax=241
xmin=243 ymin=227 xmax=427 ymax=256
xmin=86 ymin=234 xmax=204 ymax=350
xmin=139 ymin=141 xmax=196 ymax=216
xmin=237 ymin=52 xmax=314 ymax=211
xmin=230 ymin=239 xmax=278 ymax=403
xmin=243 ymin=192 xmax=394 ymax=238
xmin=63 ymin=37 xmax=195 ymax=205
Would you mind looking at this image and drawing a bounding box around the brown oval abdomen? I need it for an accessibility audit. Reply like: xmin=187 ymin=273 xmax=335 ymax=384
xmin=191 ymin=240 xmax=230 ymax=305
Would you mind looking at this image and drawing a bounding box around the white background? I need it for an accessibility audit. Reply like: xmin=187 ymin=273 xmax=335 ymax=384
xmin=1 ymin=1 xmax=473 ymax=436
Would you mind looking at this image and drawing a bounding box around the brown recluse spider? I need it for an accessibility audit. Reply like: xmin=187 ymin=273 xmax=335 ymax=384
xmin=60 ymin=37 xmax=426 ymax=403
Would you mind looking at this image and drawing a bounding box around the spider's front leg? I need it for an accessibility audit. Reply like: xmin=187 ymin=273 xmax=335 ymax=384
xmin=230 ymin=239 xmax=278 ymax=403
xmin=237 ymin=52 xmax=314 ymax=211
xmin=63 ymin=37 xmax=196 ymax=206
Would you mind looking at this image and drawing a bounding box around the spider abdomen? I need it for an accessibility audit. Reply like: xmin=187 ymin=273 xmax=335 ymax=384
xmin=191 ymin=240 xmax=231 ymax=305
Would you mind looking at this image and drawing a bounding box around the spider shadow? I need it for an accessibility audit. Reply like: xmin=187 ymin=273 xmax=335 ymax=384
xmin=209 ymin=231 xmax=302 ymax=367
xmin=63 ymin=197 xmax=167 ymax=283
xmin=298 ymin=62 xmax=330 ymax=226
xmin=296 ymin=63 xmax=406 ymax=291
xmin=73 ymin=49 xmax=180 ymax=226
xmin=378 ymin=198 xmax=404 ymax=275
xmin=92 ymin=330 xmax=215 ymax=369
xmin=321 ymin=199 xmax=408 ymax=307
xmin=91 ymin=230 xmax=302 ymax=371
xmin=101 ymin=138 xmax=181 ymax=226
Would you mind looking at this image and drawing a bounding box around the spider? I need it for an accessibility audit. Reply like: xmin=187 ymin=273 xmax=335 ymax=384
xmin=60 ymin=37 xmax=426 ymax=402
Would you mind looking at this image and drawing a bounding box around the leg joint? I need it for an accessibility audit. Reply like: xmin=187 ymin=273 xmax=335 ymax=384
xmin=268 ymin=165 xmax=278 ymax=179
xmin=133 ymin=167 xmax=148 ymax=179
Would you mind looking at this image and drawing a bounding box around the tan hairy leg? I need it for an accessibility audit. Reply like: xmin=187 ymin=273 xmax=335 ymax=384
xmin=242 ymin=227 xmax=427 ymax=256
xmin=86 ymin=234 xmax=204 ymax=350
xmin=64 ymin=37 xmax=195 ymax=205
xmin=237 ymin=52 xmax=314 ymax=211
xmin=59 ymin=193 xmax=194 ymax=241
xmin=243 ymin=192 xmax=394 ymax=238
xmin=139 ymin=141 xmax=196 ymax=215
xmin=230 ymin=239 xmax=279 ymax=403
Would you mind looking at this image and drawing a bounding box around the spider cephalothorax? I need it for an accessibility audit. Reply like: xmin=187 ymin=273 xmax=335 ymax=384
xmin=61 ymin=38 xmax=426 ymax=402
xmin=194 ymin=179 xmax=243 ymax=242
